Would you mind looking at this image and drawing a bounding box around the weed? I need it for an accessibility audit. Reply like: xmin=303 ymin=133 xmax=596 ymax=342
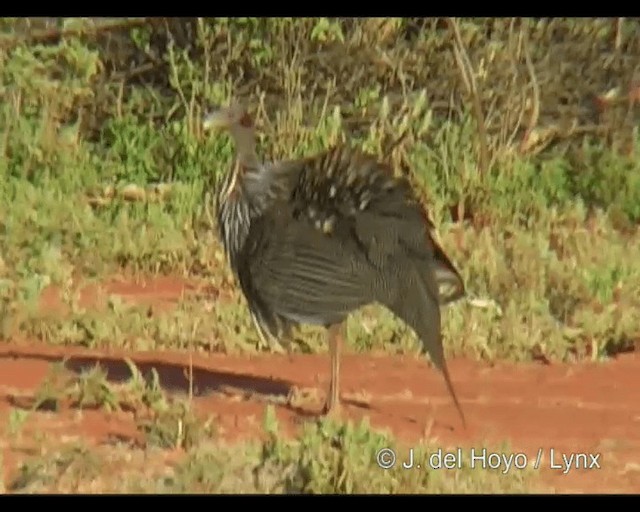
xmin=7 ymin=409 xmax=30 ymax=440
xmin=137 ymin=397 xmax=216 ymax=450
xmin=9 ymin=444 xmax=101 ymax=493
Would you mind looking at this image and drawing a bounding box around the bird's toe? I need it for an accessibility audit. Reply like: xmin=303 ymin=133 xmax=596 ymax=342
xmin=321 ymin=400 xmax=342 ymax=419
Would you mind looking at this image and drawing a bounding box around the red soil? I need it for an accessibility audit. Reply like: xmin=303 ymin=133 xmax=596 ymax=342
xmin=1 ymin=275 xmax=638 ymax=493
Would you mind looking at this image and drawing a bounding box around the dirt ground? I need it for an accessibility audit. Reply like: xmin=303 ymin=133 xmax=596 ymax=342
xmin=1 ymin=276 xmax=639 ymax=493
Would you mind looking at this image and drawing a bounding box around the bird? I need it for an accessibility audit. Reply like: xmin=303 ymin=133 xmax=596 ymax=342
xmin=202 ymin=101 xmax=467 ymax=427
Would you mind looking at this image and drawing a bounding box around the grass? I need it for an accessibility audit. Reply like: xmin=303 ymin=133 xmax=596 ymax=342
xmin=0 ymin=17 xmax=639 ymax=493
xmin=5 ymin=359 xmax=538 ymax=493
xmin=6 ymin=406 xmax=536 ymax=493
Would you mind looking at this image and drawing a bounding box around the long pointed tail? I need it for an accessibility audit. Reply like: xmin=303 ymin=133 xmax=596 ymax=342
xmin=385 ymin=265 xmax=467 ymax=429
xmin=439 ymin=356 xmax=467 ymax=429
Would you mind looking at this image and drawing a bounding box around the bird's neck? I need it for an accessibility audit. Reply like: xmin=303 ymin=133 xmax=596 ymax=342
xmin=229 ymin=123 xmax=259 ymax=171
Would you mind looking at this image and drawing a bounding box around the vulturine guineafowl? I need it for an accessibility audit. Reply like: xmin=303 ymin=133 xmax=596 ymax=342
xmin=202 ymin=101 xmax=466 ymax=426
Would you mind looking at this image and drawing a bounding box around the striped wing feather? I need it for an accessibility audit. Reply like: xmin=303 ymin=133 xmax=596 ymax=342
xmin=235 ymin=146 xmax=462 ymax=338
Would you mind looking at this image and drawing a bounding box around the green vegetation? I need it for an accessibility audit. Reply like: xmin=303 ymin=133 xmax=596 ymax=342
xmin=0 ymin=17 xmax=638 ymax=493
xmin=5 ymin=360 xmax=537 ymax=492
xmin=7 ymin=406 xmax=534 ymax=493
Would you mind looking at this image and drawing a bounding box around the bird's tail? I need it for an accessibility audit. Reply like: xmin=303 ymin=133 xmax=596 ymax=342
xmin=385 ymin=264 xmax=467 ymax=429
xmin=434 ymin=346 xmax=467 ymax=430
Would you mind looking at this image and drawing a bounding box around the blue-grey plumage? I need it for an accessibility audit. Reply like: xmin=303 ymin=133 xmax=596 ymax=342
xmin=203 ymin=102 xmax=467 ymax=426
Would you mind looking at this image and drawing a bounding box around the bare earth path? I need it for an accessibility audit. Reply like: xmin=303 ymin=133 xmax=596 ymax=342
xmin=1 ymin=276 xmax=639 ymax=493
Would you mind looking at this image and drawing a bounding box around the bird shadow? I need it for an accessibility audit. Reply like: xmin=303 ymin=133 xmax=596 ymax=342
xmin=1 ymin=351 xmax=370 ymax=417
xmin=2 ymin=351 xmax=290 ymax=406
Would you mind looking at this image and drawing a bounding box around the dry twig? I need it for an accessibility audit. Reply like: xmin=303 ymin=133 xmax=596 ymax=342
xmin=448 ymin=18 xmax=490 ymax=175
xmin=0 ymin=18 xmax=153 ymax=51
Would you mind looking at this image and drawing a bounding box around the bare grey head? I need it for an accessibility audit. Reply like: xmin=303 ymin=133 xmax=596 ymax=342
xmin=202 ymin=101 xmax=252 ymax=133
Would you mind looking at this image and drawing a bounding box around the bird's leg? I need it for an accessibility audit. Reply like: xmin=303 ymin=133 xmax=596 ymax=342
xmin=322 ymin=323 xmax=342 ymax=417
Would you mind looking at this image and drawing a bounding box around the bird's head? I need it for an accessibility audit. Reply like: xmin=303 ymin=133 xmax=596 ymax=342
xmin=202 ymin=101 xmax=253 ymax=133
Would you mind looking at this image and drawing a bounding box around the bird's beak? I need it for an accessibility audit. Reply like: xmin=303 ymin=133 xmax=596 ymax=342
xmin=202 ymin=110 xmax=228 ymax=132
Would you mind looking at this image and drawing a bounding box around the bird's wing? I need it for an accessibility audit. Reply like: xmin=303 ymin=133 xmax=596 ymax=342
xmin=237 ymin=203 xmax=380 ymax=326
xmin=236 ymin=144 xmax=464 ymax=329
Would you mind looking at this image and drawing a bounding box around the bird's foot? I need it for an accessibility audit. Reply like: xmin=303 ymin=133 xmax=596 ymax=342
xmin=321 ymin=400 xmax=342 ymax=419
xmin=268 ymin=341 xmax=288 ymax=355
